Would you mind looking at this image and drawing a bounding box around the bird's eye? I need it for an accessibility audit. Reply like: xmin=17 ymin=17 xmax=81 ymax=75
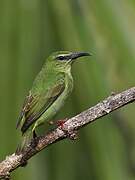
xmin=57 ymin=56 xmax=65 ymax=61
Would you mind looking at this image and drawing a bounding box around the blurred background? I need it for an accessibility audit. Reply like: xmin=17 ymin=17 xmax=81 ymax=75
xmin=1 ymin=0 xmax=135 ymax=179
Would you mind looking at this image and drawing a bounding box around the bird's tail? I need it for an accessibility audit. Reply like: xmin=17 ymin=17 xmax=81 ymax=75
xmin=16 ymin=130 xmax=33 ymax=154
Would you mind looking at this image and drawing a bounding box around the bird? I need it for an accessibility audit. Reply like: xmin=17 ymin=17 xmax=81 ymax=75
xmin=16 ymin=51 xmax=91 ymax=151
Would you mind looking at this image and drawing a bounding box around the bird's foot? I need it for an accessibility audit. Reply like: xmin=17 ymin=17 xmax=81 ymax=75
xmin=56 ymin=119 xmax=68 ymax=128
xmin=49 ymin=119 xmax=78 ymax=140
xmin=48 ymin=118 xmax=68 ymax=128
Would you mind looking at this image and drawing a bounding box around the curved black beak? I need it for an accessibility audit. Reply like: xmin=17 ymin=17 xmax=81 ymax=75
xmin=71 ymin=52 xmax=92 ymax=60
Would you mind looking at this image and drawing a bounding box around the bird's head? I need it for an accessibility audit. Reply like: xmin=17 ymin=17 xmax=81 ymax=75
xmin=47 ymin=51 xmax=92 ymax=72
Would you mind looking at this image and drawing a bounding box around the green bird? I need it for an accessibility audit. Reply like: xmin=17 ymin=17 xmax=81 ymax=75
xmin=16 ymin=51 xmax=91 ymax=151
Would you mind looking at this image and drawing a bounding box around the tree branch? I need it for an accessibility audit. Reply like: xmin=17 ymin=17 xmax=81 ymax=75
xmin=0 ymin=87 xmax=135 ymax=179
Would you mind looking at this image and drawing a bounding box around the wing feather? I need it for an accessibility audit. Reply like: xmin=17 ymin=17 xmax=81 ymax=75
xmin=16 ymin=81 xmax=65 ymax=134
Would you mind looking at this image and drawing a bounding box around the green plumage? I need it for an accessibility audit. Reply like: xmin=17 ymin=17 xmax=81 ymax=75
xmin=16 ymin=51 xmax=91 ymax=151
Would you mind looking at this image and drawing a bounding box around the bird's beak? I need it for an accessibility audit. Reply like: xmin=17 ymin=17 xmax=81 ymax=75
xmin=71 ymin=52 xmax=92 ymax=60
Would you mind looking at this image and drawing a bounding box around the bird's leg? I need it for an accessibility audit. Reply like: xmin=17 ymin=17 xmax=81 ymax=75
xmin=30 ymin=130 xmax=40 ymax=150
xmin=32 ymin=122 xmax=39 ymax=139
xmin=33 ymin=130 xmax=37 ymax=139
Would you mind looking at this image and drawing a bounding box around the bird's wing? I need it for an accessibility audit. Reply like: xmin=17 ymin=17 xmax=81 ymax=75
xmin=16 ymin=80 xmax=65 ymax=134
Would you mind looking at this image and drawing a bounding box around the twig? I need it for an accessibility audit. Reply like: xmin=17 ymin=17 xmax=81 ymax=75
xmin=0 ymin=87 xmax=135 ymax=179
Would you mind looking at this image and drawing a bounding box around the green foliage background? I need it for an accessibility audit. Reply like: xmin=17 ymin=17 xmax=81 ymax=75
xmin=0 ymin=0 xmax=135 ymax=179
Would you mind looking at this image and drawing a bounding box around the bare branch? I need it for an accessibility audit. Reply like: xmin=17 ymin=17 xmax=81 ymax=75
xmin=0 ymin=87 xmax=135 ymax=179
